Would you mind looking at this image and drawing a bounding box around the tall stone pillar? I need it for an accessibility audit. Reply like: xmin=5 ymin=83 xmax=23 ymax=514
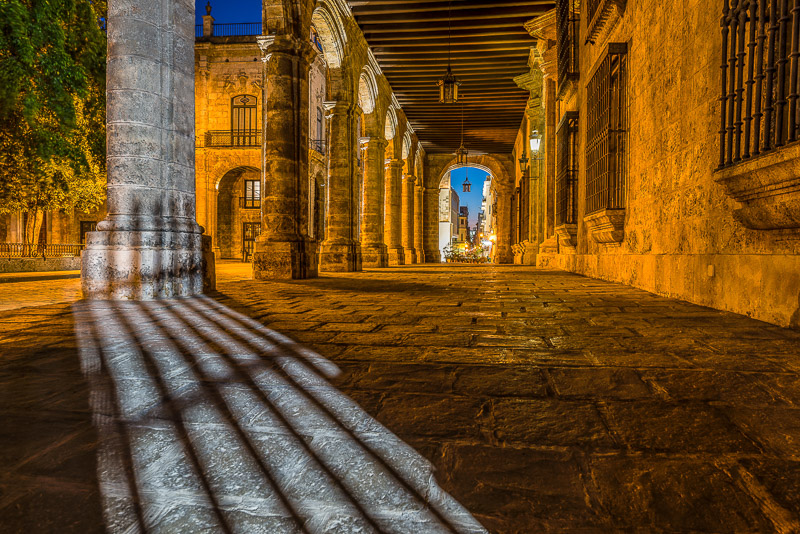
xmin=361 ymin=137 xmax=389 ymax=267
xmin=422 ymin=186 xmax=441 ymax=262
xmin=413 ymin=184 xmax=425 ymax=264
xmin=253 ymin=35 xmax=317 ymax=279
xmin=493 ymin=183 xmax=514 ymax=264
xmin=319 ymin=100 xmax=361 ymax=272
xmin=82 ymin=0 xmax=206 ymax=299
xmin=401 ymin=174 xmax=418 ymax=264
xmin=385 ymin=159 xmax=405 ymax=265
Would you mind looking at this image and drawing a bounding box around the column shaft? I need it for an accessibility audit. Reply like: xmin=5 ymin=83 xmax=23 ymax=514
xmin=413 ymin=184 xmax=424 ymax=264
xmin=361 ymin=137 xmax=389 ymax=267
xmin=253 ymin=36 xmax=317 ymax=279
xmin=82 ymin=0 xmax=206 ymax=299
xmin=401 ymin=174 xmax=417 ymax=264
xmin=493 ymin=185 xmax=514 ymax=264
xmin=384 ymin=160 xmax=405 ymax=265
xmin=422 ymin=186 xmax=441 ymax=262
xmin=319 ymin=101 xmax=361 ymax=272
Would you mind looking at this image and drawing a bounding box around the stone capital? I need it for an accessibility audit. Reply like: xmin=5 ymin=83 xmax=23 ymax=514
xmin=386 ymin=158 xmax=405 ymax=170
xmin=403 ymin=174 xmax=417 ymax=184
xmin=259 ymin=34 xmax=317 ymax=64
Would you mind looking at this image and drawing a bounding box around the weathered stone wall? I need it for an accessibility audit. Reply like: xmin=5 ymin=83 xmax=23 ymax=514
xmin=537 ymin=0 xmax=800 ymax=327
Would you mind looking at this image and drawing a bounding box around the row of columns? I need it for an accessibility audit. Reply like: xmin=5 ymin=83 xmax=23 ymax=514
xmin=83 ymin=0 xmax=440 ymax=299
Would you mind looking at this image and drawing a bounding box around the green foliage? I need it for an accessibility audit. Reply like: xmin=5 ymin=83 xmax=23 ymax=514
xmin=0 ymin=0 xmax=107 ymax=223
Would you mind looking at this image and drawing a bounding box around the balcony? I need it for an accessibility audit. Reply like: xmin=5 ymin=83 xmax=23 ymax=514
xmin=203 ymin=130 xmax=261 ymax=148
xmin=196 ymin=22 xmax=262 ymax=39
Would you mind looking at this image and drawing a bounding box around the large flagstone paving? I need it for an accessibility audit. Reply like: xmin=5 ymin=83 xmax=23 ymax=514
xmin=1 ymin=263 xmax=800 ymax=532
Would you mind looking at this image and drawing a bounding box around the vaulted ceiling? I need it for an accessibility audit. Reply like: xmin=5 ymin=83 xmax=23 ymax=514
xmin=347 ymin=0 xmax=553 ymax=155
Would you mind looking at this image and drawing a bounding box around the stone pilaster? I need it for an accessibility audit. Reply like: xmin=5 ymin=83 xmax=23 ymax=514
xmin=493 ymin=183 xmax=514 ymax=264
xmin=253 ymin=35 xmax=318 ymax=280
xmin=413 ymin=184 xmax=425 ymax=264
xmin=384 ymin=159 xmax=405 ymax=265
xmin=401 ymin=174 xmax=418 ymax=264
xmin=422 ymin=186 xmax=441 ymax=263
xmin=82 ymin=0 xmax=206 ymax=299
xmin=319 ymin=100 xmax=361 ymax=272
xmin=361 ymin=137 xmax=389 ymax=268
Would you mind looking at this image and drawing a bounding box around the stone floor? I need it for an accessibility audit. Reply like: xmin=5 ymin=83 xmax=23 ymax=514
xmin=2 ymin=263 xmax=800 ymax=533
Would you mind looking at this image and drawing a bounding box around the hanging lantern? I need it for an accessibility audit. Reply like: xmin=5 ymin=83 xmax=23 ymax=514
xmin=455 ymin=143 xmax=469 ymax=166
xmin=438 ymin=66 xmax=461 ymax=104
xmin=518 ymin=154 xmax=529 ymax=174
xmin=437 ymin=0 xmax=461 ymax=104
xmin=463 ymin=168 xmax=471 ymax=193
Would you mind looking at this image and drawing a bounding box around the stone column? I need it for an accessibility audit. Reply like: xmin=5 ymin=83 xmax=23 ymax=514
xmin=422 ymin=186 xmax=441 ymax=262
xmin=319 ymin=100 xmax=361 ymax=272
xmin=82 ymin=0 xmax=206 ymax=299
xmin=385 ymin=159 xmax=405 ymax=265
xmin=253 ymin=35 xmax=317 ymax=279
xmin=401 ymin=174 xmax=418 ymax=264
xmin=361 ymin=137 xmax=389 ymax=267
xmin=493 ymin=183 xmax=514 ymax=264
xmin=413 ymin=184 xmax=425 ymax=264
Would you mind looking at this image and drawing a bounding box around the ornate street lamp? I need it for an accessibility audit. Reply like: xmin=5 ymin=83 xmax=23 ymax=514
xmin=437 ymin=1 xmax=461 ymax=103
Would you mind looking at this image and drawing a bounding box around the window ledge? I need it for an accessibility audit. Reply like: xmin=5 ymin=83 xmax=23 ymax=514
xmin=555 ymin=223 xmax=578 ymax=249
xmin=714 ymin=143 xmax=800 ymax=230
xmin=584 ymin=208 xmax=625 ymax=244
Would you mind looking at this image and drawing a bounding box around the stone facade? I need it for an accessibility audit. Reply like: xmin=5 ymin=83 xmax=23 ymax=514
xmin=513 ymin=1 xmax=800 ymax=327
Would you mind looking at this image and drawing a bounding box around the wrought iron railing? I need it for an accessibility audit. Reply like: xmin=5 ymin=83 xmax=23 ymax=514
xmin=0 ymin=243 xmax=85 ymax=258
xmin=310 ymin=139 xmax=327 ymax=156
xmin=719 ymin=0 xmax=800 ymax=168
xmin=557 ymin=111 xmax=580 ymax=226
xmin=586 ymin=43 xmax=628 ymax=215
xmin=239 ymin=197 xmax=261 ymax=210
xmin=557 ymin=0 xmax=579 ymax=95
xmin=204 ymin=130 xmax=261 ymax=148
xmin=196 ymin=22 xmax=262 ymax=38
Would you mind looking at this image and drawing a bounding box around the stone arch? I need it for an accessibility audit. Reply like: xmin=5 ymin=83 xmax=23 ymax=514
xmin=402 ymin=131 xmax=411 ymax=160
xmin=384 ymin=106 xmax=397 ymax=141
xmin=358 ymin=68 xmax=378 ymax=116
xmin=310 ymin=3 xmax=347 ymax=69
xmin=216 ymin=166 xmax=262 ymax=260
xmin=437 ymin=162 xmax=494 ymax=190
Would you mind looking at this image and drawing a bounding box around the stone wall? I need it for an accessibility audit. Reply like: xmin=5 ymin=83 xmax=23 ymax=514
xmin=535 ymin=0 xmax=800 ymax=328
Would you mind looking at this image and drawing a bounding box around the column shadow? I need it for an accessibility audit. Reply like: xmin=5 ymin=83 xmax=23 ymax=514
xmin=71 ymin=297 xmax=487 ymax=533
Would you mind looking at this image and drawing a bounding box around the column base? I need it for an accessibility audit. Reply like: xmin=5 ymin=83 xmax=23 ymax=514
xmin=404 ymin=248 xmax=418 ymax=265
xmin=493 ymin=245 xmax=514 ymax=264
xmin=253 ymin=238 xmax=318 ymax=280
xmin=82 ymin=228 xmax=204 ymax=300
xmin=361 ymin=243 xmax=388 ymax=268
xmin=423 ymin=250 xmax=442 ymax=263
xmin=319 ymin=241 xmax=362 ymax=272
xmin=387 ymin=246 xmax=405 ymax=266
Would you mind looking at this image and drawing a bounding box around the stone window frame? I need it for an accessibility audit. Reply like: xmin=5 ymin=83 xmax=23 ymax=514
xmin=556 ymin=111 xmax=579 ymax=248
xmin=231 ymin=94 xmax=258 ymax=147
xmin=557 ymin=0 xmax=580 ymax=99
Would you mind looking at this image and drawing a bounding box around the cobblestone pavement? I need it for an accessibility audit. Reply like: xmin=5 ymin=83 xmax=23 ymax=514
xmin=1 ymin=264 xmax=800 ymax=533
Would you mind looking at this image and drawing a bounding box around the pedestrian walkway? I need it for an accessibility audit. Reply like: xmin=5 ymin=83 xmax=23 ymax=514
xmin=1 ymin=264 xmax=800 ymax=532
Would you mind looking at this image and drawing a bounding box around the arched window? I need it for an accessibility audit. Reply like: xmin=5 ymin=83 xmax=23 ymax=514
xmin=231 ymin=95 xmax=257 ymax=146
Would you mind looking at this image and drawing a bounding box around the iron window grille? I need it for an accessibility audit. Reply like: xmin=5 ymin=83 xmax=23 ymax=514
xmin=231 ymin=95 xmax=258 ymax=146
xmin=557 ymin=111 xmax=580 ymax=226
xmin=586 ymin=43 xmax=628 ymax=215
xmin=242 ymin=179 xmax=261 ymax=209
xmin=557 ymin=0 xmax=580 ymax=97
xmin=719 ymin=0 xmax=800 ymax=168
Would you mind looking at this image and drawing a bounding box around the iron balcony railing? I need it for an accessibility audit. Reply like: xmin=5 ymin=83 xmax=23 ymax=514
xmin=719 ymin=0 xmax=800 ymax=168
xmin=204 ymin=130 xmax=261 ymax=148
xmin=196 ymin=22 xmax=262 ymax=38
xmin=0 ymin=243 xmax=85 ymax=258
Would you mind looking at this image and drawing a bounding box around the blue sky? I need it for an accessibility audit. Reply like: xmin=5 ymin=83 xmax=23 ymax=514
xmin=196 ymin=1 xmax=261 ymax=24
xmin=450 ymin=167 xmax=488 ymax=227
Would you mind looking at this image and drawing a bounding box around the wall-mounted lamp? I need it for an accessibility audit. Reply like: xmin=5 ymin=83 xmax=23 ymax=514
xmin=529 ymin=130 xmax=542 ymax=153
xmin=518 ymin=154 xmax=529 ymax=174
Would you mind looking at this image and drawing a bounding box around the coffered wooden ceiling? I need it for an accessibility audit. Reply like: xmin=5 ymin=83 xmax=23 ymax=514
xmin=347 ymin=0 xmax=553 ymax=155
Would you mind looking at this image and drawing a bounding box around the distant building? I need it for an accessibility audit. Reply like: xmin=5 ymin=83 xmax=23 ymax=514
xmin=458 ymin=206 xmax=469 ymax=243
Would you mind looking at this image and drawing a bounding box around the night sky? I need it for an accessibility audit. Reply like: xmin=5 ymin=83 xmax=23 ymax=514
xmin=196 ymin=1 xmax=487 ymax=227
xmin=196 ymin=0 xmax=261 ymax=24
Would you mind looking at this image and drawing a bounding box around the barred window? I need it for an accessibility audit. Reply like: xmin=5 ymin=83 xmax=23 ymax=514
xmin=557 ymin=111 xmax=579 ymax=226
xmin=557 ymin=0 xmax=579 ymax=96
xmin=586 ymin=43 xmax=628 ymax=215
xmin=719 ymin=1 xmax=800 ymax=167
